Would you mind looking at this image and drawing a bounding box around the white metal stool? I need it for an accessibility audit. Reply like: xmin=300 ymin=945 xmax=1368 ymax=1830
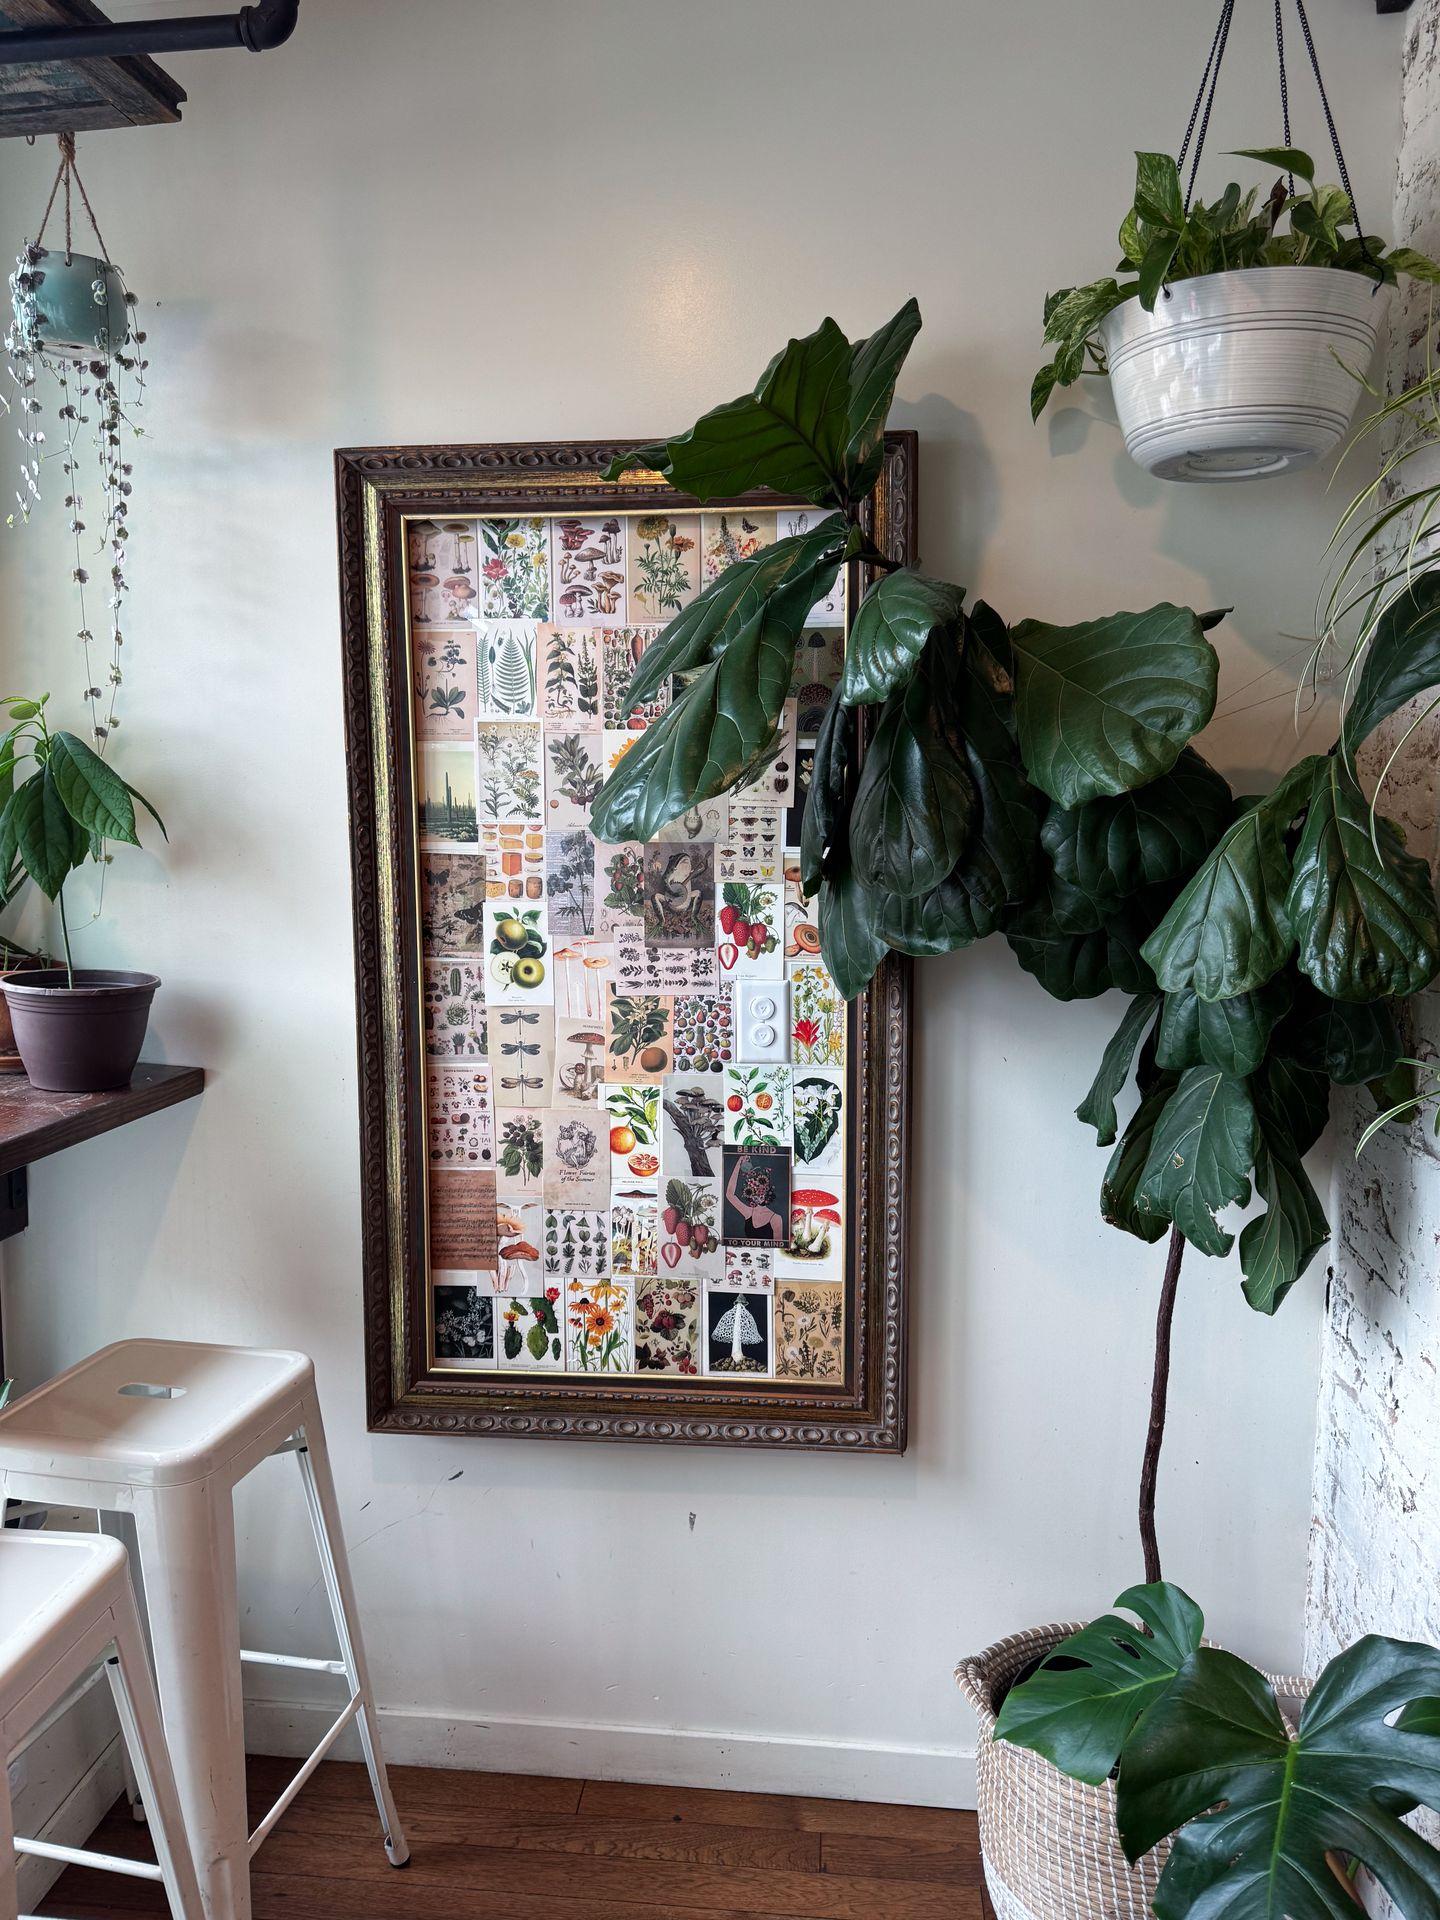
xmin=0 ymin=1341 xmax=409 ymax=1920
xmin=0 ymin=1528 xmax=203 ymax=1920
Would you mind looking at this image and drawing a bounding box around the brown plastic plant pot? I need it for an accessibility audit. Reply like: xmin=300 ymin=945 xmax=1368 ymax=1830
xmin=1 ymin=970 xmax=160 ymax=1093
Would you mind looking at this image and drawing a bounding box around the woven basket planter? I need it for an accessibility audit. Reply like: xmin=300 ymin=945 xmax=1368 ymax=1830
xmin=957 ymin=1623 xmax=1310 ymax=1920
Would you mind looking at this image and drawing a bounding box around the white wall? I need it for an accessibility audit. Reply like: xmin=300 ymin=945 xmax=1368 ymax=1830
xmin=0 ymin=0 xmax=1406 ymax=1806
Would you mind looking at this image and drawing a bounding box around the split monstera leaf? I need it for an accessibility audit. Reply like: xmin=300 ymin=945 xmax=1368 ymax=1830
xmin=996 ymin=1582 xmax=1440 ymax=1920
xmin=592 ymin=298 xmax=1440 ymax=1315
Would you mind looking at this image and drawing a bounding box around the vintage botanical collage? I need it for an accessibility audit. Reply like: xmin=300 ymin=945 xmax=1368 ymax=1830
xmin=414 ymin=508 xmax=850 ymax=1384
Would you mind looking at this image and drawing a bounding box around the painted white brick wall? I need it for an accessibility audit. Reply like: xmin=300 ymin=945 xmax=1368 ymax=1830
xmin=1305 ymin=0 xmax=1440 ymax=1736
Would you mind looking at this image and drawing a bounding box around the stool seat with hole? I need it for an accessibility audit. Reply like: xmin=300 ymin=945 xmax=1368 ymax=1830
xmin=1 ymin=1529 xmax=204 ymax=1920
xmin=0 ymin=1340 xmax=408 ymax=1920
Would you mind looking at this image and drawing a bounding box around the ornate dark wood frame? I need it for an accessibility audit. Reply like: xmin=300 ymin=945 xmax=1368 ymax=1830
xmin=336 ymin=433 xmax=915 ymax=1450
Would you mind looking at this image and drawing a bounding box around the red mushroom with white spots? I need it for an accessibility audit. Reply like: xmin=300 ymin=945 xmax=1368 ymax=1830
xmin=789 ymin=1187 xmax=838 ymax=1257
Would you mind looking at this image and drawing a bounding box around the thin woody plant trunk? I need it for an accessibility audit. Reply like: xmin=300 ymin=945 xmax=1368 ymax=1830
xmin=1139 ymin=1226 xmax=1185 ymax=1584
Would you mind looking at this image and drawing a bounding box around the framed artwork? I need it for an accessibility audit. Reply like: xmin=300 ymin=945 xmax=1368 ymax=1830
xmin=337 ymin=433 xmax=915 ymax=1450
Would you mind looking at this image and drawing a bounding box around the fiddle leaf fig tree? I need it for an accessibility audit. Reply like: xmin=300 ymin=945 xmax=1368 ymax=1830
xmin=594 ymin=298 xmax=1440 ymax=1328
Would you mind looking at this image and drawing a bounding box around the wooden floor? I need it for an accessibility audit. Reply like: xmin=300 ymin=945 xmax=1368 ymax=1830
xmin=39 ymin=1754 xmax=988 ymax=1919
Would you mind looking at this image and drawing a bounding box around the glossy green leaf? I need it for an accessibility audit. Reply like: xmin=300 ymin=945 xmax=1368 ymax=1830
xmin=994 ymin=1583 xmax=1203 ymax=1787
xmin=590 ymin=559 xmax=822 ymax=843
xmin=849 ymin=670 xmax=975 ymax=898
xmin=1119 ymin=1637 xmax=1440 ymax=1920
xmin=1137 ymin=230 xmax=1182 ymax=311
xmin=624 ymin=516 xmax=847 ymax=714
xmin=1385 ymin=245 xmax=1440 ymax=285
xmin=1134 ymin=151 xmax=1184 ymax=230
xmin=1141 ymin=793 xmax=1299 ymax=1002
xmin=1102 ymin=1073 xmax=1179 ymax=1243
xmin=1030 ymin=363 xmax=1060 ymax=421
xmin=843 ymin=296 xmax=922 ymax=497
xmin=1260 ymin=1052 xmax=1332 ymax=1157
xmin=9 ymin=769 xmax=79 ymax=900
xmin=1077 ymin=993 xmax=1161 ymax=1146
xmin=838 ymin=570 xmax=965 ymax=706
xmin=1135 ymin=1065 xmax=1257 ymax=1256
xmin=602 ymin=317 xmax=852 ymax=504
xmin=1041 ymin=748 xmax=1232 ymax=915
xmin=799 ymin=687 xmax=852 ymax=897
xmin=1343 ymin=568 xmax=1440 ymax=748
xmin=1006 ymin=883 xmax=1163 ymax=1002
xmin=1275 ymin=979 xmax=1401 ymax=1085
xmin=817 ymin=863 xmax=889 ymax=1001
xmin=874 ymin=863 xmax=1002 ymax=954
xmin=1240 ymin=1073 xmax=1329 ymax=1315
xmin=1154 ymin=974 xmax=1292 ymax=1079
xmin=950 ymin=618 xmax=1044 ymax=906
xmin=1231 ymin=145 xmax=1316 ymax=182
xmin=1288 ymin=758 xmax=1440 ymax=1002
xmin=1010 ymin=604 xmax=1218 ymax=809
xmin=46 ymin=730 xmax=138 ymax=845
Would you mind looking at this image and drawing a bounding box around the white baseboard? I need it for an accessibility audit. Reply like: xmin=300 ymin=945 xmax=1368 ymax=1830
xmin=243 ymin=1695 xmax=977 ymax=1810
xmin=15 ymin=1736 xmax=126 ymax=1913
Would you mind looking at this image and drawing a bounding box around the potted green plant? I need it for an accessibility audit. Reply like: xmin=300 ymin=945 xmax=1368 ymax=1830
xmin=595 ymin=298 xmax=1440 ymax=1917
xmin=1033 ymin=148 xmax=1440 ymax=481
xmin=0 ymin=693 xmax=164 ymax=1092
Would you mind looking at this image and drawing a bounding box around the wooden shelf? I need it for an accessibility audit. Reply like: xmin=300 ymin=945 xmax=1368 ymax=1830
xmin=0 ymin=1063 xmax=204 ymax=1176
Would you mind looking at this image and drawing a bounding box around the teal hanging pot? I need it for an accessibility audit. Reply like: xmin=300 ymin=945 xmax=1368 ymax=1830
xmin=12 ymin=245 xmax=129 ymax=359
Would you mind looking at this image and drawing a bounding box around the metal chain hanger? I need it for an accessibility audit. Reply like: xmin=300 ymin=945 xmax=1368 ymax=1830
xmin=1175 ymin=0 xmax=1377 ymax=273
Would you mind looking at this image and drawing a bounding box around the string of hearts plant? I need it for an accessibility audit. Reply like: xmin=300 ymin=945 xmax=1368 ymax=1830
xmin=592 ymin=300 xmax=1440 ymax=1917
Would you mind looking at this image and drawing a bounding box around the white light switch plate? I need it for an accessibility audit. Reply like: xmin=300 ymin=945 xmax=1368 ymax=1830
xmin=737 ymin=982 xmax=790 ymax=1062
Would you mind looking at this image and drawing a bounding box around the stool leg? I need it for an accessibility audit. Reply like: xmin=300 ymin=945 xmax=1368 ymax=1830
xmin=131 ymin=1483 xmax=253 ymax=1920
xmin=98 ymin=1510 xmax=149 ymax=1823
xmin=0 ymin=1749 xmax=17 ymax=1920
xmin=107 ymin=1608 xmax=206 ymax=1920
xmin=295 ymin=1409 xmax=410 ymax=1867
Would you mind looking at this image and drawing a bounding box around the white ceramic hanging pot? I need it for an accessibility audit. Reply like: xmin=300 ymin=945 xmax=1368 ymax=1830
xmin=1099 ymin=265 xmax=1388 ymax=482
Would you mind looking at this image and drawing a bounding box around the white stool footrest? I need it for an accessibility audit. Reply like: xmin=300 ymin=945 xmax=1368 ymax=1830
xmin=240 ymin=1647 xmax=348 ymax=1676
xmin=15 ymin=1834 xmax=165 ymax=1881
xmin=248 ymin=1692 xmax=362 ymax=1859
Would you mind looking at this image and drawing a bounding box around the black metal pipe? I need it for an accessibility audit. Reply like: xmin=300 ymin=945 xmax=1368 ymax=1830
xmin=0 ymin=0 xmax=298 ymax=64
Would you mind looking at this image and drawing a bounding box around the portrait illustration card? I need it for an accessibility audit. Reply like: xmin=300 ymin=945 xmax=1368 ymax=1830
xmin=721 ymin=1146 xmax=791 ymax=1249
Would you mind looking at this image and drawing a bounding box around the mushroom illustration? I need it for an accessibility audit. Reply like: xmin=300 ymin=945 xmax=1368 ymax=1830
xmin=562 ymin=1029 xmax=605 ymax=1099
xmin=812 ymin=1208 xmax=842 ymax=1255
xmin=558 ymin=583 xmax=596 ymax=619
xmin=599 ymin=518 xmax=622 ymax=565
xmin=498 ymin=1239 xmax=539 ymax=1264
xmin=576 ymin=544 xmax=605 ymax=582
xmin=789 ymin=1187 xmax=839 ymax=1254
xmin=595 ymin=570 xmax=624 ymax=615
xmin=713 ymin=1294 xmax=763 ymax=1368
xmin=411 ymin=571 xmax=439 ymax=623
xmin=442 ymin=520 xmax=475 ymax=573
xmin=408 ymin=519 xmax=439 ymax=570
xmin=443 ymin=574 xmax=477 ymax=619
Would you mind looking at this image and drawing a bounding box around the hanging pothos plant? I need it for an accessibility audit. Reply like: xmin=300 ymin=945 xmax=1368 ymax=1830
xmin=595 ymin=295 xmax=1440 ymax=1382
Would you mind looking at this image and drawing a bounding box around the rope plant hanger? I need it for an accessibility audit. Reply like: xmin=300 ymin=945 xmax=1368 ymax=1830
xmin=5 ymin=133 xmax=150 ymax=752
xmin=1033 ymin=0 xmax=1440 ymax=481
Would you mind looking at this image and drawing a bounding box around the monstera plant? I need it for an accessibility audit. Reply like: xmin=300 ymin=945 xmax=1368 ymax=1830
xmin=994 ymin=1581 xmax=1440 ymax=1920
